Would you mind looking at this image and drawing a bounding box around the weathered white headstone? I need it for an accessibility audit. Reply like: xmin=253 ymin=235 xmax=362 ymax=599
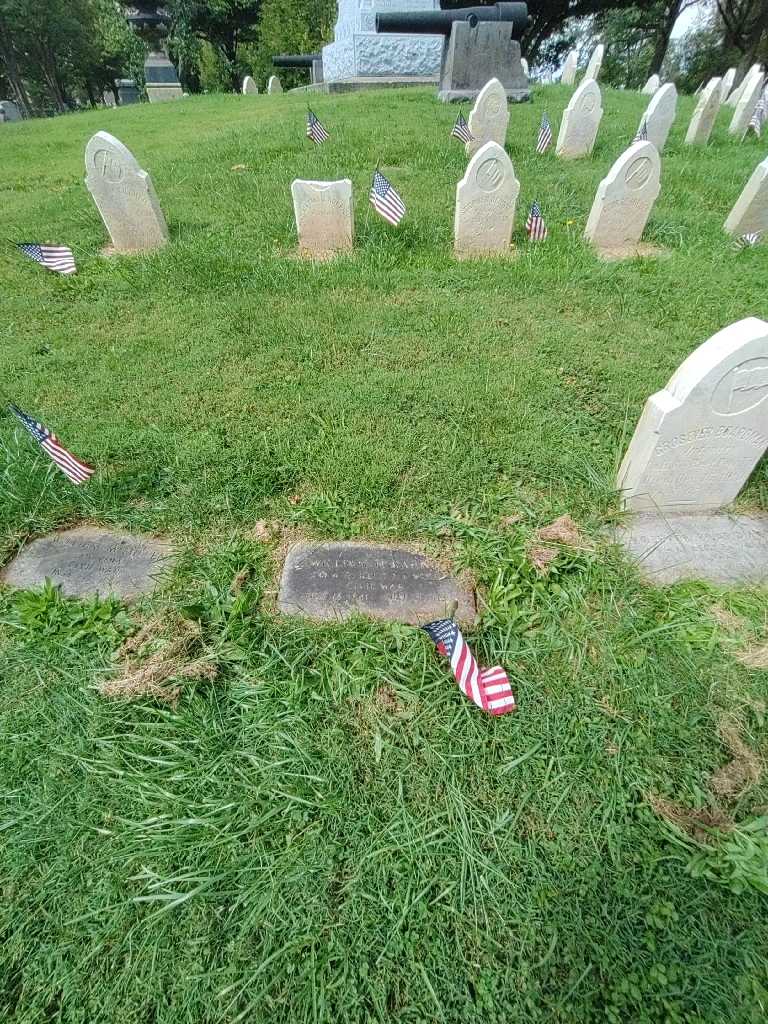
xmin=555 ymin=78 xmax=602 ymax=159
xmin=0 ymin=100 xmax=21 ymax=121
xmin=724 ymin=156 xmax=768 ymax=240
xmin=454 ymin=141 xmax=519 ymax=258
xmin=521 ymin=57 xmax=529 ymax=77
xmin=641 ymin=73 xmax=660 ymax=95
xmin=729 ymin=71 xmax=765 ymax=137
xmin=291 ymin=178 xmax=354 ymax=257
xmin=684 ymin=77 xmax=722 ymax=145
xmin=639 ymin=82 xmax=677 ymax=151
xmin=466 ymin=78 xmax=509 ymax=157
xmin=84 ymin=131 xmax=169 ymax=253
xmin=726 ymin=66 xmax=761 ymax=107
xmin=583 ymin=43 xmax=604 ymax=82
xmin=242 ymin=76 xmax=258 ymax=95
xmin=561 ymin=49 xmax=578 ymax=85
xmin=618 ymin=317 xmax=768 ymax=512
xmin=267 ymin=74 xmax=283 ymax=94
xmin=584 ymin=140 xmax=661 ymax=256
xmin=720 ymin=67 xmax=736 ymax=102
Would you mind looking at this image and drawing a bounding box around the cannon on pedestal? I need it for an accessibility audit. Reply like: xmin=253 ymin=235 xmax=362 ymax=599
xmin=375 ymin=2 xmax=530 ymax=102
xmin=272 ymin=53 xmax=324 ymax=84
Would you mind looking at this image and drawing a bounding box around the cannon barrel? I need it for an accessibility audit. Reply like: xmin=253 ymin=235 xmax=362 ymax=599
xmin=272 ymin=53 xmax=322 ymax=68
xmin=375 ymin=3 xmax=529 ymax=39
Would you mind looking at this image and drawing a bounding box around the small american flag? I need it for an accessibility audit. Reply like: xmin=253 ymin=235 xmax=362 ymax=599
xmin=526 ymin=201 xmax=548 ymax=241
xmin=306 ymin=109 xmax=329 ymax=145
xmin=735 ymin=231 xmax=761 ymax=248
xmin=749 ymin=90 xmax=768 ymax=136
xmin=9 ymin=403 xmax=94 ymax=485
xmin=370 ymin=169 xmax=406 ymax=226
xmin=634 ymin=119 xmax=648 ymax=142
xmin=17 ymin=242 xmax=76 ymax=275
xmin=451 ymin=110 xmax=472 ymax=144
xmin=535 ymin=112 xmax=552 ymax=154
xmin=422 ymin=618 xmax=516 ymax=716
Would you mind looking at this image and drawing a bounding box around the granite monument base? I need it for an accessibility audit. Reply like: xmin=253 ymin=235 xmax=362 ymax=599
xmin=293 ymin=76 xmax=437 ymax=95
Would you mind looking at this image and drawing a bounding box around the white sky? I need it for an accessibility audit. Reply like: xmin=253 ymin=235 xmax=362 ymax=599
xmin=671 ymin=1 xmax=711 ymax=39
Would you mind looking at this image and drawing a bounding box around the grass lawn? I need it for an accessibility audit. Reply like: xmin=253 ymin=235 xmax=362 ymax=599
xmin=1 ymin=82 xmax=768 ymax=1022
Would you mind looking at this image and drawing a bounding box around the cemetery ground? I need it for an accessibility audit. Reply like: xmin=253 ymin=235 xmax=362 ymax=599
xmin=2 ymin=84 xmax=768 ymax=1023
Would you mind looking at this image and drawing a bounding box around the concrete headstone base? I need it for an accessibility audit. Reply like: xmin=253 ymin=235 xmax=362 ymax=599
xmin=292 ymin=76 xmax=437 ymax=94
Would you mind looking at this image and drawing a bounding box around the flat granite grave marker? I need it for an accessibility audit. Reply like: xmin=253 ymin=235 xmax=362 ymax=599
xmin=278 ymin=541 xmax=475 ymax=624
xmin=584 ymin=139 xmax=661 ymax=258
xmin=583 ymin=43 xmax=604 ymax=82
xmin=640 ymin=82 xmax=677 ymax=151
xmin=724 ymin=155 xmax=768 ymax=241
xmin=561 ymin=49 xmax=578 ymax=86
xmin=454 ymin=141 xmax=519 ymax=258
xmin=684 ymin=77 xmax=722 ymax=145
xmin=555 ymin=78 xmax=602 ymax=159
xmin=85 ymin=131 xmax=169 ymax=253
xmin=1 ymin=527 xmax=175 ymax=600
xmin=466 ymin=78 xmax=509 ymax=158
xmin=291 ymin=178 xmax=354 ymax=257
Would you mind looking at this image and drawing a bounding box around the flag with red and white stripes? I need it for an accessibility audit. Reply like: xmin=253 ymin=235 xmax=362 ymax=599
xmin=17 ymin=242 xmax=76 ymax=275
xmin=422 ymin=618 xmax=516 ymax=716
xmin=370 ymin=169 xmax=406 ymax=226
xmin=535 ymin=112 xmax=552 ymax=154
xmin=9 ymin=403 xmax=94 ymax=485
xmin=526 ymin=201 xmax=548 ymax=241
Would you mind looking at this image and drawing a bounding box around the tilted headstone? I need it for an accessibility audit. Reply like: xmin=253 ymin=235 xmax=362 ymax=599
xmin=583 ymin=43 xmax=604 ymax=82
xmin=684 ymin=77 xmax=722 ymax=145
xmin=724 ymin=156 xmax=768 ymax=240
xmin=242 ymin=76 xmax=258 ymax=95
xmin=720 ymin=67 xmax=736 ymax=102
xmin=584 ymin=140 xmax=661 ymax=255
xmin=618 ymin=317 xmax=768 ymax=512
xmin=641 ymin=73 xmax=660 ymax=95
xmin=726 ymin=65 xmax=761 ymax=107
xmin=291 ymin=178 xmax=354 ymax=257
xmin=555 ymin=78 xmax=602 ymax=159
xmin=466 ymin=77 xmax=509 ymax=157
xmin=85 ymin=131 xmax=169 ymax=253
xmin=454 ymin=141 xmax=519 ymax=258
xmin=639 ymin=82 xmax=677 ymax=151
xmin=0 ymin=100 xmax=21 ymax=122
xmin=267 ymin=74 xmax=283 ymax=94
xmin=729 ymin=71 xmax=765 ymax=137
xmin=561 ymin=49 xmax=578 ymax=85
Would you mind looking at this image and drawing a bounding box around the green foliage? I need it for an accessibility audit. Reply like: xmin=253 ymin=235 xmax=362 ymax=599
xmin=243 ymin=0 xmax=336 ymax=89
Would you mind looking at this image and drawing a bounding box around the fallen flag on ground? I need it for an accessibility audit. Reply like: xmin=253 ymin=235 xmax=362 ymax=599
xmin=735 ymin=231 xmax=761 ymax=248
xmin=451 ymin=110 xmax=472 ymax=144
xmin=370 ymin=169 xmax=406 ymax=226
xmin=422 ymin=618 xmax=516 ymax=716
xmin=526 ymin=201 xmax=548 ymax=241
xmin=8 ymin=403 xmax=94 ymax=484
xmin=17 ymin=242 xmax=76 ymax=275
xmin=306 ymin=109 xmax=329 ymax=144
xmin=634 ymin=119 xmax=648 ymax=142
xmin=536 ymin=112 xmax=552 ymax=154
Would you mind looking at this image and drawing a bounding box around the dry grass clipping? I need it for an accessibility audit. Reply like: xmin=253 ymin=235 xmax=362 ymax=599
xmin=709 ymin=719 xmax=762 ymax=800
xmin=646 ymin=793 xmax=732 ymax=843
xmin=735 ymin=641 xmax=768 ymax=669
xmin=99 ymin=614 xmax=217 ymax=706
xmin=528 ymin=514 xmax=589 ymax=573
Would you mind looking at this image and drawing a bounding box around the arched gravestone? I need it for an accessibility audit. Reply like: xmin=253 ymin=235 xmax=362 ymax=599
xmin=724 ymin=155 xmax=768 ymax=241
xmin=466 ymin=78 xmax=509 ymax=158
xmin=583 ymin=43 xmax=604 ymax=82
xmin=454 ymin=142 xmax=519 ymax=258
xmin=85 ymin=132 xmax=169 ymax=253
xmin=618 ymin=318 xmax=768 ymax=513
xmin=720 ymin=68 xmax=736 ymax=102
xmin=584 ymin=140 xmax=661 ymax=257
xmin=242 ymin=76 xmax=258 ymax=94
xmin=639 ymin=83 xmax=677 ymax=151
xmin=561 ymin=49 xmax=578 ymax=86
xmin=291 ymin=178 xmax=354 ymax=257
xmin=729 ymin=71 xmax=765 ymax=138
xmin=684 ymin=77 xmax=721 ymax=145
xmin=555 ymin=78 xmax=602 ymax=159
xmin=267 ymin=75 xmax=283 ymax=94
xmin=641 ymin=73 xmax=660 ymax=95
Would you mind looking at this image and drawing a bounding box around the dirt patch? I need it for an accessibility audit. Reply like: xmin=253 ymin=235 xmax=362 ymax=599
xmin=528 ymin=514 xmax=591 ymax=574
xmin=736 ymin=641 xmax=768 ymax=669
xmin=647 ymin=793 xmax=732 ymax=843
xmin=710 ymin=605 xmax=748 ymax=634
xmin=375 ymin=684 xmax=405 ymax=715
xmin=709 ymin=719 xmax=762 ymax=800
xmin=528 ymin=545 xmax=558 ymax=573
xmin=99 ymin=614 xmax=217 ymax=706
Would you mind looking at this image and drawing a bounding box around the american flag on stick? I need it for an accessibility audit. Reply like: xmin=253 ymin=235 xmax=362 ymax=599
xmin=17 ymin=242 xmax=76 ymax=276
xmin=8 ymin=403 xmax=94 ymax=485
xmin=370 ymin=169 xmax=406 ymax=226
xmin=535 ymin=112 xmax=552 ymax=153
xmin=634 ymin=119 xmax=648 ymax=142
xmin=735 ymin=231 xmax=761 ymax=249
xmin=306 ymin=109 xmax=329 ymax=144
xmin=422 ymin=618 xmax=516 ymax=716
xmin=526 ymin=201 xmax=548 ymax=241
xmin=451 ymin=109 xmax=472 ymax=144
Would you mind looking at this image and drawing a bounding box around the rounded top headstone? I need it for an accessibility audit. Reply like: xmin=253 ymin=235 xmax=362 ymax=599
xmin=85 ymin=131 xmax=143 ymax=179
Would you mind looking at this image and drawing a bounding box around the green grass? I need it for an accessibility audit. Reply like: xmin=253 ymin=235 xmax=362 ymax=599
xmin=1 ymin=84 xmax=768 ymax=1022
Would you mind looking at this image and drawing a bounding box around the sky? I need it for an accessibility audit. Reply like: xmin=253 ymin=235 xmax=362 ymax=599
xmin=671 ymin=0 xmax=710 ymax=39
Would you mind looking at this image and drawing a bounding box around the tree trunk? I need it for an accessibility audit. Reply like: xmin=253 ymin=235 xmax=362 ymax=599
xmin=647 ymin=0 xmax=683 ymax=77
xmin=0 ymin=14 xmax=33 ymax=116
xmin=737 ymin=0 xmax=768 ymax=75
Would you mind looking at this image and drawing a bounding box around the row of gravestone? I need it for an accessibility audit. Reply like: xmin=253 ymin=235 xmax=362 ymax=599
xmin=242 ymin=76 xmax=283 ymax=95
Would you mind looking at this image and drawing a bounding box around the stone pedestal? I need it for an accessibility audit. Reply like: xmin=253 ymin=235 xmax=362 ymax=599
xmin=144 ymin=51 xmax=183 ymax=102
xmin=438 ymin=22 xmax=529 ymax=102
xmin=116 ymin=79 xmax=140 ymax=104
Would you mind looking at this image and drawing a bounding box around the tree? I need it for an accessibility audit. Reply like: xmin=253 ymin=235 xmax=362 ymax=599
xmin=715 ymin=0 xmax=768 ymax=79
xmin=242 ymin=0 xmax=335 ymax=88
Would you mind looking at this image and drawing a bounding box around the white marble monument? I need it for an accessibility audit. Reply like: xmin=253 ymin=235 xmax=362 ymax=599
xmin=561 ymin=50 xmax=578 ymax=86
xmin=641 ymin=73 xmax=660 ymax=95
xmin=466 ymin=78 xmax=509 ymax=158
xmin=729 ymin=71 xmax=765 ymax=137
xmin=724 ymin=156 xmax=768 ymax=241
xmin=584 ymin=140 xmax=661 ymax=257
xmin=684 ymin=77 xmax=722 ymax=146
xmin=555 ymin=79 xmax=602 ymax=159
xmin=242 ymin=76 xmax=258 ymax=95
xmin=639 ymin=83 xmax=677 ymax=151
xmin=84 ymin=132 xmax=168 ymax=253
xmin=583 ymin=44 xmax=604 ymax=82
xmin=292 ymin=179 xmax=354 ymax=257
xmin=454 ymin=142 xmax=519 ymax=258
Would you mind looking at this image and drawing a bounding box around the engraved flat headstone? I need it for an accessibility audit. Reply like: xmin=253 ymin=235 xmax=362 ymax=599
xmin=724 ymin=155 xmax=768 ymax=241
xmin=242 ymin=76 xmax=259 ymax=94
xmin=729 ymin=71 xmax=765 ymax=138
xmin=85 ymin=131 xmax=169 ymax=253
xmin=640 ymin=82 xmax=677 ymax=151
xmin=584 ymin=140 xmax=661 ymax=257
xmin=720 ymin=67 xmax=736 ymax=102
xmin=1 ymin=527 xmax=175 ymax=600
xmin=278 ymin=542 xmax=475 ymax=624
xmin=684 ymin=77 xmax=722 ymax=145
xmin=561 ymin=49 xmax=578 ymax=86
xmin=454 ymin=141 xmax=519 ymax=258
xmin=291 ymin=178 xmax=354 ymax=257
xmin=583 ymin=43 xmax=604 ymax=82
xmin=555 ymin=78 xmax=602 ymax=159
xmin=641 ymin=73 xmax=660 ymax=95
xmin=617 ymin=317 xmax=768 ymax=513
xmin=267 ymin=74 xmax=283 ymax=94
xmin=466 ymin=78 xmax=509 ymax=157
